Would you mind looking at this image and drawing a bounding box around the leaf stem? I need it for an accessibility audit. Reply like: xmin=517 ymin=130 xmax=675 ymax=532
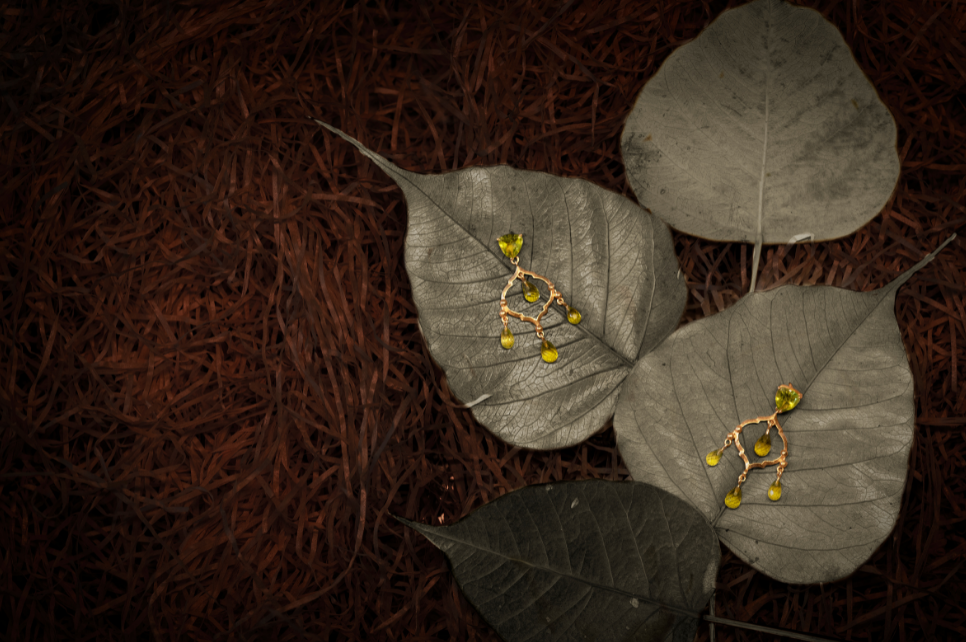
xmin=704 ymin=614 xmax=846 ymax=641
xmin=750 ymin=239 xmax=762 ymax=292
xmin=708 ymin=591 xmax=716 ymax=642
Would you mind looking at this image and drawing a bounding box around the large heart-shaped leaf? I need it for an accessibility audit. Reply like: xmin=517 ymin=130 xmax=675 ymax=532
xmin=613 ymin=237 xmax=955 ymax=584
xmin=317 ymin=121 xmax=685 ymax=449
xmin=620 ymin=0 xmax=899 ymax=289
xmin=398 ymin=480 xmax=719 ymax=642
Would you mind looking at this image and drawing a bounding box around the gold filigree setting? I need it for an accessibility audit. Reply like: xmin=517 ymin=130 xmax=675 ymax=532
xmin=706 ymin=384 xmax=802 ymax=509
xmin=497 ymin=232 xmax=581 ymax=363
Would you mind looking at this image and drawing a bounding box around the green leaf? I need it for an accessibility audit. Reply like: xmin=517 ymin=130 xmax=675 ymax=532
xmin=613 ymin=236 xmax=955 ymax=584
xmin=397 ymin=480 xmax=719 ymax=642
xmin=620 ymin=0 xmax=899 ymax=290
xmin=317 ymin=121 xmax=686 ymax=449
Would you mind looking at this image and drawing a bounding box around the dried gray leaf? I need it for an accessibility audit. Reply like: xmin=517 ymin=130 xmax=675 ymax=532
xmin=317 ymin=121 xmax=686 ymax=449
xmin=398 ymin=480 xmax=719 ymax=642
xmin=621 ymin=0 xmax=899 ymax=289
xmin=613 ymin=236 xmax=955 ymax=584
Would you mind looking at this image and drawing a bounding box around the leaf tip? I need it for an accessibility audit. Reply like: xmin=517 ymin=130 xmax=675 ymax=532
xmin=312 ymin=119 xmax=360 ymax=149
xmin=391 ymin=513 xmax=417 ymax=528
xmin=312 ymin=118 xmax=404 ymax=180
xmin=393 ymin=515 xmax=440 ymax=539
xmin=890 ymin=233 xmax=958 ymax=290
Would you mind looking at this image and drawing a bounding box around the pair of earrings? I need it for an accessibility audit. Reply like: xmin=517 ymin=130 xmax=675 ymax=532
xmin=706 ymin=384 xmax=802 ymax=509
xmin=496 ymin=232 xmax=581 ymax=363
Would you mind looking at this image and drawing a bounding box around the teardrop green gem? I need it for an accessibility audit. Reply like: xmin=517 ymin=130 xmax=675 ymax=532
xmin=705 ymin=450 xmax=721 ymax=466
xmin=724 ymin=486 xmax=742 ymax=509
xmin=500 ymin=327 xmax=514 ymax=349
xmin=768 ymin=480 xmax=782 ymax=501
xmin=521 ymin=280 xmax=540 ymax=302
xmin=566 ymin=306 xmax=581 ymax=324
xmin=754 ymin=433 xmax=772 ymax=457
xmin=540 ymin=339 xmax=558 ymax=363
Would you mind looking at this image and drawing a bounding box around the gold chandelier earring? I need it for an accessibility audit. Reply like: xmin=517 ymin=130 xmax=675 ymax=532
xmin=497 ymin=232 xmax=581 ymax=363
xmin=705 ymin=384 xmax=802 ymax=508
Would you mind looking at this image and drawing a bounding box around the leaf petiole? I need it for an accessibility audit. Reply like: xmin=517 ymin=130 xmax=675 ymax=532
xmin=705 ymin=614 xmax=846 ymax=642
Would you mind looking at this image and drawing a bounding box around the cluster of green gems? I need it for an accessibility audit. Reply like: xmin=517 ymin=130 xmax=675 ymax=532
xmin=706 ymin=384 xmax=802 ymax=509
xmin=501 ymin=331 xmax=562 ymax=364
xmin=722 ymin=481 xmax=782 ymax=509
xmin=499 ymin=309 xmax=580 ymax=363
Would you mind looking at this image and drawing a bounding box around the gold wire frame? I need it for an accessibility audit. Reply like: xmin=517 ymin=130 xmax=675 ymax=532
xmin=498 ymin=256 xmax=570 ymax=340
xmin=720 ymin=411 xmax=789 ymax=486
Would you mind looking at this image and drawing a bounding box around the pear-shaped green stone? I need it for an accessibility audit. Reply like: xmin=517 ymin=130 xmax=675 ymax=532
xmin=498 ymin=233 xmax=523 ymax=259
xmin=500 ymin=327 xmax=514 ymax=349
xmin=566 ymin=306 xmax=581 ymax=324
xmin=521 ymin=279 xmax=540 ymax=302
xmin=724 ymin=486 xmax=742 ymax=509
xmin=540 ymin=338 xmax=558 ymax=363
xmin=775 ymin=384 xmax=802 ymax=413
xmin=754 ymin=433 xmax=772 ymax=457
xmin=768 ymin=480 xmax=782 ymax=501
xmin=705 ymin=450 xmax=721 ymax=466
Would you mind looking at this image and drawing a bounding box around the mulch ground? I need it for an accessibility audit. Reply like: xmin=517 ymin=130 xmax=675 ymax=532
xmin=1 ymin=0 xmax=964 ymax=640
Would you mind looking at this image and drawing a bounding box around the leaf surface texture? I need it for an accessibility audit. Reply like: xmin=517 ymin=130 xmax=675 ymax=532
xmin=621 ymin=0 xmax=898 ymax=246
xmin=614 ymin=240 xmax=953 ymax=583
xmin=319 ymin=122 xmax=685 ymax=448
xmin=399 ymin=480 xmax=719 ymax=642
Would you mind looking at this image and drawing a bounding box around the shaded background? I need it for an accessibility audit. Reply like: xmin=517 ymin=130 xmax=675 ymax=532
xmin=1 ymin=0 xmax=964 ymax=640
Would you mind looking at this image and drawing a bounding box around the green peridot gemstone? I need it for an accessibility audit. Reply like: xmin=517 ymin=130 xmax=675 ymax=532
xmin=706 ymin=450 xmax=721 ymax=466
xmin=498 ymin=233 xmax=523 ymax=259
xmin=754 ymin=433 xmax=772 ymax=457
xmin=566 ymin=306 xmax=581 ymax=324
xmin=724 ymin=486 xmax=742 ymax=509
xmin=500 ymin=327 xmax=514 ymax=349
xmin=775 ymin=384 xmax=801 ymax=413
xmin=540 ymin=338 xmax=558 ymax=363
xmin=521 ymin=279 xmax=540 ymax=302
xmin=768 ymin=480 xmax=782 ymax=501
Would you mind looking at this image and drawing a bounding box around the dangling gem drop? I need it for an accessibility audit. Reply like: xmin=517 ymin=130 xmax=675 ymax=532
xmin=767 ymin=480 xmax=782 ymax=501
xmin=540 ymin=339 xmax=558 ymax=363
xmin=724 ymin=486 xmax=742 ymax=509
xmin=754 ymin=433 xmax=772 ymax=457
xmin=500 ymin=327 xmax=514 ymax=349
xmin=566 ymin=306 xmax=581 ymax=324
xmin=521 ymin=279 xmax=540 ymax=302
